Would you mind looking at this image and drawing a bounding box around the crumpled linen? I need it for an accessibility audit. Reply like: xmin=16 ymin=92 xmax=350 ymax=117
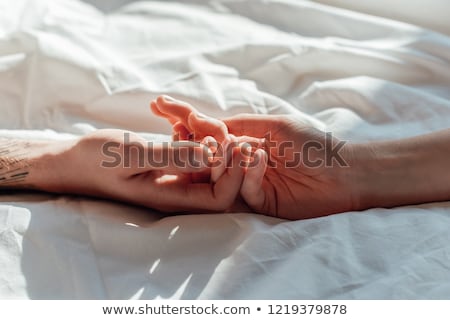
xmin=1 ymin=0 xmax=450 ymax=299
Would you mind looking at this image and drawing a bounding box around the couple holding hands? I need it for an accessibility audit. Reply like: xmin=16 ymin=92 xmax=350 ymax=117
xmin=1 ymin=96 xmax=449 ymax=220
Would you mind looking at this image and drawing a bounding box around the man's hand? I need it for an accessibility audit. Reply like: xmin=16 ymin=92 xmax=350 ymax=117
xmin=1 ymin=129 xmax=247 ymax=212
xmin=151 ymin=96 xmax=359 ymax=219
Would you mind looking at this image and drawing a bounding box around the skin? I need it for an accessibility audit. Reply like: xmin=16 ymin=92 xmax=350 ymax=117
xmin=151 ymin=95 xmax=450 ymax=219
xmin=1 ymin=95 xmax=449 ymax=220
xmin=0 ymin=130 xmax=247 ymax=213
xmin=151 ymin=96 xmax=359 ymax=219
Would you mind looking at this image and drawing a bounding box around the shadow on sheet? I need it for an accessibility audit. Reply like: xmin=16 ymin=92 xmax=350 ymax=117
xmin=1 ymin=193 xmax=251 ymax=299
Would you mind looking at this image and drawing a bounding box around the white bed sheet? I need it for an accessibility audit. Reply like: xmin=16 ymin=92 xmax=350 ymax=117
xmin=1 ymin=0 xmax=450 ymax=299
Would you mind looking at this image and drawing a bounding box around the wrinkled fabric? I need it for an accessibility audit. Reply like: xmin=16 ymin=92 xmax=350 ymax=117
xmin=1 ymin=0 xmax=450 ymax=299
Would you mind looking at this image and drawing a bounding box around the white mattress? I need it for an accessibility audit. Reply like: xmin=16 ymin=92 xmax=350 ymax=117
xmin=1 ymin=0 xmax=450 ymax=299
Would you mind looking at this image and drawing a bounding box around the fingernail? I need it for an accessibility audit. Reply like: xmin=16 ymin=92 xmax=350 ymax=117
xmin=203 ymin=137 xmax=218 ymax=152
xmin=207 ymin=142 xmax=218 ymax=154
xmin=207 ymin=147 xmax=214 ymax=159
xmin=163 ymin=95 xmax=175 ymax=102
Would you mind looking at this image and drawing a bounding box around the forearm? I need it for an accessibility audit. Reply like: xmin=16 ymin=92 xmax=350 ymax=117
xmin=353 ymin=129 xmax=450 ymax=210
xmin=0 ymin=137 xmax=68 ymax=192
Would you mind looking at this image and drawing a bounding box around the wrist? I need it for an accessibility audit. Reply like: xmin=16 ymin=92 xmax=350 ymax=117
xmin=26 ymin=139 xmax=79 ymax=193
xmin=0 ymin=138 xmax=53 ymax=190
xmin=350 ymin=138 xmax=437 ymax=211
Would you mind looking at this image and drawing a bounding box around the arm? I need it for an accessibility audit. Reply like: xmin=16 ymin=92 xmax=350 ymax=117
xmin=0 ymin=130 xmax=247 ymax=212
xmin=353 ymin=129 xmax=450 ymax=210
xmin=0 ymin=137 xmax=57 ymax=190
xmin=152 ymin=95 xmax=450 ymax=219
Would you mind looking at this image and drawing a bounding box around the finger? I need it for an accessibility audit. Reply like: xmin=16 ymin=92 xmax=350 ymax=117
xmin=190 ymin=136 xmax=218 ymax=184
xmin=130 ymin=141 xmax=211 ymax=173
xmin=240 ymin=149 xmax=268 ymax=212
xmin=173 ymin=121 xmax=191 ymax=141
xmin=187 ymin=111 xmax=228 ymax=143
xmin=184 ymin=146 xmax=246 ymax=212
xmin=235 ymin=135 xmax=265 ymax=150
xmin=156 ymin=95 xmax=228 ymax=142
xmin=210 ymin=146 xmax=246 ymax=210
xmin=210 ymin=135 xmax=237 ymax=183
xmin=150 ymin=100 xmax=177 ymax=124
xmin=155 ymin=95 xmax=192 ymax=125
xmin=201 ymin=136 xmax=219 ymax=154
xmin=224 ymin=114 xmax=286 ymax=137
xmin=140 ymin=145 xmax=245 ymax=212
xmin=197 ymin=135 xmax=219 ymax=169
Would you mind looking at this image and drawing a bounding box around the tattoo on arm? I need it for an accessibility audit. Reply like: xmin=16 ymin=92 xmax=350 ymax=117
xmin=0 ymin=138 xmax=32 ymax=188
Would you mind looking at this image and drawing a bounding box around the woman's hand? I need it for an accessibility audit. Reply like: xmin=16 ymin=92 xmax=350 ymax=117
xmin=19 ymin=129 xmax=247 ymax=212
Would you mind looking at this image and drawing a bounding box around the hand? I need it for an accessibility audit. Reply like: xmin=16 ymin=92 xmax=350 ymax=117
xmin=151 ymin=96 xmax=360 ymax=219
xmin=30 ymin=129 xmax=247 ymax=212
